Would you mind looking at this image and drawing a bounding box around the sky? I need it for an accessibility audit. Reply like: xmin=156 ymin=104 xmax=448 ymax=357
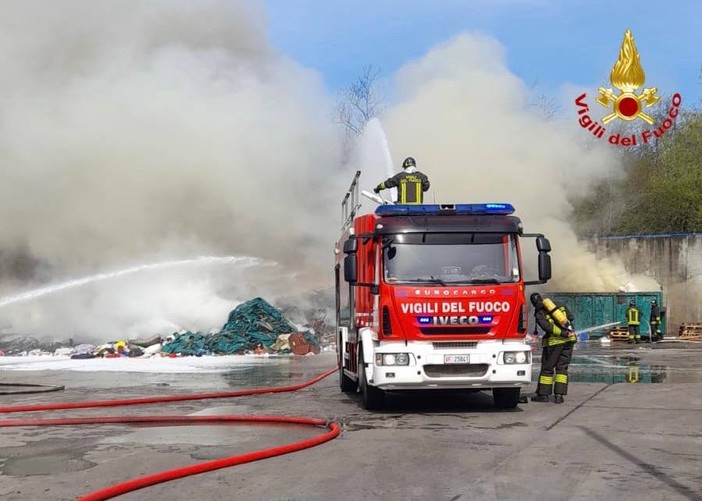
xmin=263 ymin=0 xmax=702 ymax=111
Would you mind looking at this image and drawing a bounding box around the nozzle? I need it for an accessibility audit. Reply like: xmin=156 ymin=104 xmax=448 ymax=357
xmin=361 ymin=190 xmax=391 ymax=205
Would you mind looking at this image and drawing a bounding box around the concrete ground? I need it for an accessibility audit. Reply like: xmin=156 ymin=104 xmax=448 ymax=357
xmin=0 ymin=342 xmax=701 ymax=501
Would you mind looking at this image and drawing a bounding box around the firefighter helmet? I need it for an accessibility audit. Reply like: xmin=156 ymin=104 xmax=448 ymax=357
xmin=530 ymin=293 xmax=542 ymax=307
xmin=402 ymin=157 xmax=416 ymax=169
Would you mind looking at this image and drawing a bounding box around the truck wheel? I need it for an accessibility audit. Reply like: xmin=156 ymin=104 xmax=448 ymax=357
xmin=359 ymin=350 xmax=384 ymax=410
xmin=493 ymin=388 xmax=520 ymax=409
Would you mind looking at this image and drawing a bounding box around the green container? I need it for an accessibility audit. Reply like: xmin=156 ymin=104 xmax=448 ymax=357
xmin=535 ymin=292 xmax=665 ymax=340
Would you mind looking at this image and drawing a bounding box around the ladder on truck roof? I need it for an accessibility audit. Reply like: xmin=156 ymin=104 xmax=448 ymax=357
xmin=341 ymin=170 xmax=362 ymax=232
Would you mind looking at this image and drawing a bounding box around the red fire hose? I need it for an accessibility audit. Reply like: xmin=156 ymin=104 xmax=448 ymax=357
xmin=0 ymin=367 xmax=335 ymax=414
xmin=0 ymin=367 xmax=340 ymax=501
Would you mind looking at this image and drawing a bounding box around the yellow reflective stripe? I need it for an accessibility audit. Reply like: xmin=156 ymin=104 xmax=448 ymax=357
xmin=555 ymin=374 xmax=568 ymax=383
xmin=416 ymin=182 xmax=421 ymax=202
xmin=627 ymin=309 xmax=639 ymax=324
xmin=539 ymin=375 xmax=553 ymax=384
xmin=401 ymin=182 xmax=406 ymax=203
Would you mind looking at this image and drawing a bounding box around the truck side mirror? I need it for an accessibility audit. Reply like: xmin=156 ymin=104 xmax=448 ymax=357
xmin=344 ymin=254 xmax=357 ymax=284
xmin=523 ymin=233 xmax=552 ymax=285
xmin=536 ymin=236 xmax=551 ymax=253
xmin=538 ymin=253 xmax=552 ymax=282
xmin=343 ymin=238 xmax=357 ymax=254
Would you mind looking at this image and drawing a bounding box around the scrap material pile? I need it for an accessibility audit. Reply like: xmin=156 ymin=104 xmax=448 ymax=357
xmin=0 ymin=298 xmax=321 ymax=358
xmin=161 ymin=297 xmax=321 ymax=356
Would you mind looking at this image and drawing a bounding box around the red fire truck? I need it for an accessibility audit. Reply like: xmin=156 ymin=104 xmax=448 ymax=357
xmin=335 ymin=172 xmax=552 ymax=409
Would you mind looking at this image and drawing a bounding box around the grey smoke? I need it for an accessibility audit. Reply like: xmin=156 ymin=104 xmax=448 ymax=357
xmin=0 ymin=1 xmax=347 ymax=340
xmin=381 ymin=33 xmax=634 ymax=292
xmin=0 ymin=10 xmax=640 ymax=342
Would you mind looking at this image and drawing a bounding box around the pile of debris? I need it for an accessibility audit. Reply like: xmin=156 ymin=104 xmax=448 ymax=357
xmin=161 ymin=297 xmax=321 ymax=356
xmin=0 ymin=335 xmax=69 ymax=357
xmin=0 ymin=298 xmax=321 ymax=358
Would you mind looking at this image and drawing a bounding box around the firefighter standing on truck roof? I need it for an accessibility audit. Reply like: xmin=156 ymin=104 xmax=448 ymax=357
xmin=531 ymin=293 xmax=576 ymax=404
xmin=374 ymin=157 xmax=430 ymax=204
xmin=626 ymin=300 xmax=642 ymax=344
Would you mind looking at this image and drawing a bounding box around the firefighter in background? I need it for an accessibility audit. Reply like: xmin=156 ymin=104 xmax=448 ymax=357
xmin=650 ymin=299 xmax=662 ymax=342
xmin=374 ymin=157 xmax=430 ymax=204
xmin=531 ymin=293 xmax=576 ymax=404
xmin=626 ymin=300 xmax=642 ymax=344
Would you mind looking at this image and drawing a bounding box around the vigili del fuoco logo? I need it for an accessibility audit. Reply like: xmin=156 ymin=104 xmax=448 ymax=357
xmin=574 ymin=29 xmax=682 ymax=147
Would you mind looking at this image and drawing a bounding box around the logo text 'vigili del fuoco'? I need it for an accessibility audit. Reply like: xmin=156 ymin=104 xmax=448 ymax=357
xmin=575 ymin=29 xmax=681 ymax=147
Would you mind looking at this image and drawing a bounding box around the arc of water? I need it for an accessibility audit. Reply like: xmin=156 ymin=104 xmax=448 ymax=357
xmin=575 ymin=321 xmax=623 ymax=335
xmin=374 ymin=118 xmax=397 ymax=202
xmin=0 ymin=256 xmax=260 ymax=309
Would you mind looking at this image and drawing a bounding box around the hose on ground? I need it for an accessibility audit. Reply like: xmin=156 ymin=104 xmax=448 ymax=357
xmin=0 ymin=382 xmax=65 ymax=395
xmin=0 ymin=366 xmax=340 ymax=501
xmin=0 ymin=367 xmax=334 ymax=413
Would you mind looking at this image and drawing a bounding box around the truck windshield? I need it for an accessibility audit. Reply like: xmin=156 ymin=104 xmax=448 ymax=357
xmin=383 ymin=233 xmax=520 ymax=284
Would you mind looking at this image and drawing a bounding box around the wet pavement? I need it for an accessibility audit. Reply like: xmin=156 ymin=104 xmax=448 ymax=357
xmin=0 ymin=341 xmax=701 ymax=500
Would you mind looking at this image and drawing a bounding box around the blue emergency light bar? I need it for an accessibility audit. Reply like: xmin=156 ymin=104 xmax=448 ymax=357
xmin=375 ymin=203 xmax=515 ymax=216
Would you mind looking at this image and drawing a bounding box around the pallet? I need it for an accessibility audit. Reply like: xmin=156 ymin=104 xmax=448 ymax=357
xmin=608 ymin=327 xmax=630 ymax=341
xmin=679 ymin=323 xmax=702 ymax=338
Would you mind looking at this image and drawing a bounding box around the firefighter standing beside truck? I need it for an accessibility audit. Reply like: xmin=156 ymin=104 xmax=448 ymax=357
xmin=531 ymin=293 xmax=576 ymax=404
xmin=374 ymin=157 xmax=430 ymax=204
xmin=626 ymin=300 xmax=642 ymax=344
xmin=650 ymin=300 xmax=662 ymax=342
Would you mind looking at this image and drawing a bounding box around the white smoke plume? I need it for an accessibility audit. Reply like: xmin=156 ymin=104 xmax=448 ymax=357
xmin=0 ymin=1 xmax=347 ymax=341
xmin=381 ymin=33 xmax=633 ymax=292
xmin=0 ymin=12 xmax=643 ymax=342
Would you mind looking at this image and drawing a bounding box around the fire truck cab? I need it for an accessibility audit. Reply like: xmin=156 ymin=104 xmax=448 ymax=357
xmin=334 ymin=171 xmax=552 ymax=410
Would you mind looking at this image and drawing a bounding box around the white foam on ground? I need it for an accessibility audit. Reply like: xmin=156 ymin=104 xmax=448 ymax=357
xmin=0 ymin=354 xmax=293 ymax=373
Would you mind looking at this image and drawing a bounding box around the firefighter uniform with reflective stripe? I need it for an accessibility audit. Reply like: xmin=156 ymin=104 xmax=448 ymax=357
xmin=650 ymin=302 xmax=662 ymax=341
xmin=535 ymin=301 xmax=576 ymax=398
xmin=626 ymin=304 xmax=642 ymax=344
xmin=376 ymin=168 xmax=430 ymax=204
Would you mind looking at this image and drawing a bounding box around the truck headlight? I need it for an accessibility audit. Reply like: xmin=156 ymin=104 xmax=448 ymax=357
xmin=375 ymin=353 xmax=410 ymax=366
xmin=502 ymin=351 xmax=529 ymax=364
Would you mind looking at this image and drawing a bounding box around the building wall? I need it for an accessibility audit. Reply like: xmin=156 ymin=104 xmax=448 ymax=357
xmin=592 ymin=234 xmax=702 ymax=334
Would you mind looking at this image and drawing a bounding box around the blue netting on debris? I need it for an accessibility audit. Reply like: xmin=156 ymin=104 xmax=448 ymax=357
xmin=161 ymin=297 xmax=310 ymax=356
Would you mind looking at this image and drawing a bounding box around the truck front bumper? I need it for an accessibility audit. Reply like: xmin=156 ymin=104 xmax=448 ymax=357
xmin=370 ymin=340 xmax=532 ymax=391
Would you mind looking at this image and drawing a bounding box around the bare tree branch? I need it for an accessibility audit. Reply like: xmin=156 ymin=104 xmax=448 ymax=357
xmin=334 ymin=64 xmax=385 ymax=139
xmin=526 ymin=79 xmax=561 ymax=121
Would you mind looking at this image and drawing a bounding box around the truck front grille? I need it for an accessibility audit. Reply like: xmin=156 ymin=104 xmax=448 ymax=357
xmin=432 ymin=342 xmax=478 ymax=350
xmin=424 ymin=364 xmax=489 ymax=378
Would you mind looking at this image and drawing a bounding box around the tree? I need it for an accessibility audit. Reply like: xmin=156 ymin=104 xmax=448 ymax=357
xmin=334 ymin=65 xmax=385 ymax=144
xmin=527 ymin=80 xmax=561 ymax=121
xmin=572 ymin=108 xmax=702 ymax=236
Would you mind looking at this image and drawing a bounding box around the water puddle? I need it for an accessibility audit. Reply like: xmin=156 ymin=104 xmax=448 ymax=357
xmin=0 ymin=453 xmax=95 ymax=476
xmin=536 ymin=353 xmax=702 ymax=384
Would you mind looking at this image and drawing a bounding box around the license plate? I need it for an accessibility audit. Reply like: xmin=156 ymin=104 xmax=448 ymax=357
xmin=444 ymin=354 xmax=470 ymax=364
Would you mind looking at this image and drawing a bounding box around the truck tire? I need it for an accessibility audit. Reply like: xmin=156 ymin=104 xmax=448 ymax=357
xmin=359 ymin=350 xmax=385 ymax=410
xmin=493 ymin=388 xmax=521 ymax=409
